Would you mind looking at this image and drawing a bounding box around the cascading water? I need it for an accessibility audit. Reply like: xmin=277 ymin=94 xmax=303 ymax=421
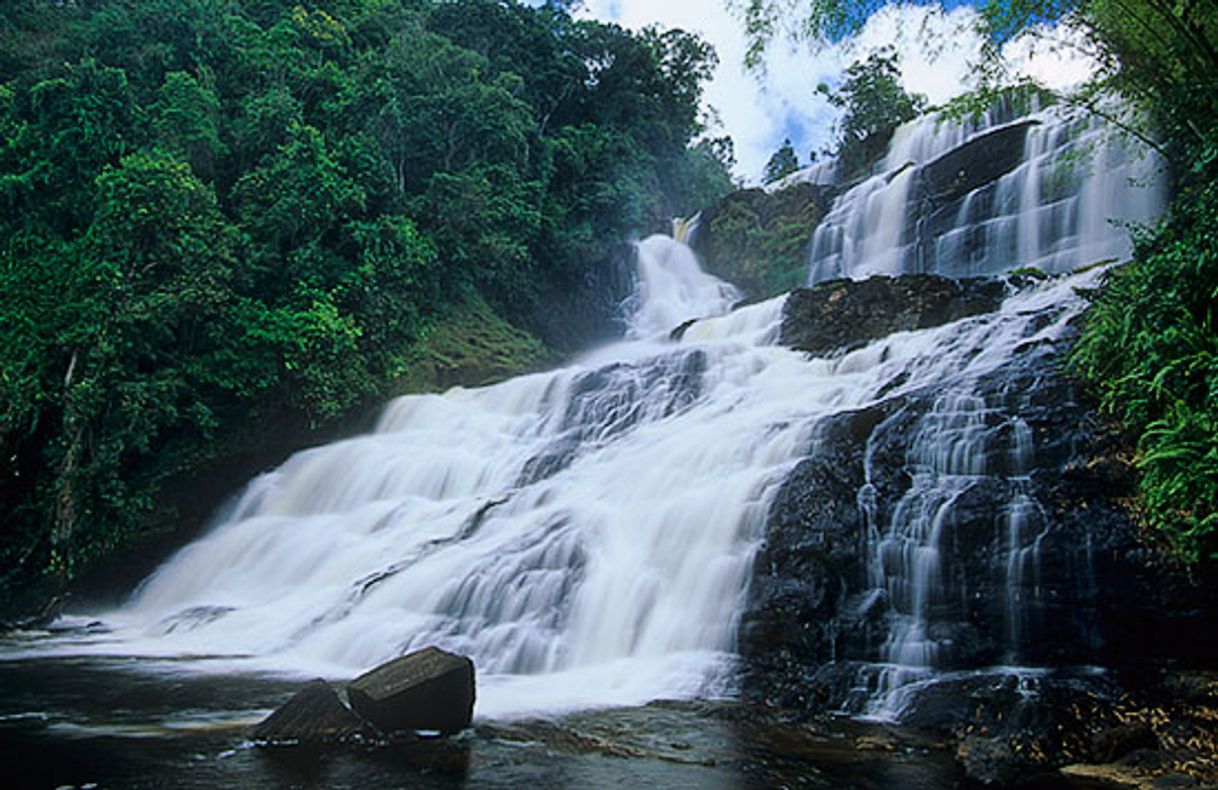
xmin=35 ymin=238 xmax=799 ymax=719
xmin=807 ymin=103 xmax=1165 ymax=284
xmin=798 ymin=103 xmax=1168 ymax=719
xmin=20 ymin=101 xmax=1167 ymax=729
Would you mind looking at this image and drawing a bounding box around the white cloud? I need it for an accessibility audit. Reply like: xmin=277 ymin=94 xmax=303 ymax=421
xmin=576 ymin=1 xmax=993 ymax=184
xmin=1002 ymin=24 xmax=1098 ymax=91
xmin=571 ymin=2 xmax=1095 ymax=185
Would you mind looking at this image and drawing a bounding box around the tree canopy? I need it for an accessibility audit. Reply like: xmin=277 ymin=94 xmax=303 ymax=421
xmin=763 ymin=139 xmax=800 ymax=183
xmin=817 ymin=47 xmax=927 ymax=178
xmin=0 ymin=0 xmax=733 ymax=595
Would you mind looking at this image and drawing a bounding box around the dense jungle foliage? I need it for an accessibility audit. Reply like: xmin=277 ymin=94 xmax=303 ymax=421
xmin=0 ymin=0 xmax=734 ymax=596
xmin=733 ymin=0 xmax=1218 ymax=563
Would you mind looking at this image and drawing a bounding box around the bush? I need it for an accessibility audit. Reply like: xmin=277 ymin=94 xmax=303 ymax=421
xmin=1071 ymin=180 xmax=1218 ymax=563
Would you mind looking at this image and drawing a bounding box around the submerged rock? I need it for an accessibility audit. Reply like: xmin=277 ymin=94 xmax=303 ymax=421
xmin=347 ymin=647 xmax=475 ymax=735
xmin=251 ymin=678 xmax=377 ymax=745
xmin=779 ymin=275 xmax=1005 ymax=357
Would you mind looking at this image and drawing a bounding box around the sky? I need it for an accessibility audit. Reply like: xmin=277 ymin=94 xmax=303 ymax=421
xmin=568 ymin=1 xmax=1094 ymax=183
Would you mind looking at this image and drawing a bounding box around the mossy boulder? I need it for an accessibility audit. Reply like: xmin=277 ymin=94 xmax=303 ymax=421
xmin=691 ymin=182 xmax=835 ymax=301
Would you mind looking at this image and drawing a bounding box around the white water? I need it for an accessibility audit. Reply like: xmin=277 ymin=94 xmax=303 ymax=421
xmin=40 ymin=248 xmax=1106 ymax=721
xmin=808 ymin=104 xmax=1166 ymax=284
xmin=26 ymin=239 xmax=794 ymax=719
xmin=21 ymin=104 xmax=1167 ymax=724
xmin=803 ymin=104 xmax=1165 ymax=719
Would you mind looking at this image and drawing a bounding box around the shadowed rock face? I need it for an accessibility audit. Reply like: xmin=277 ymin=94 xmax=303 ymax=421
xmin=744 ymin=272 xmax=1218 ymax=717
xmin=780 ymin=275 xmax=1006 ymax=357
xmin=920 ymin=120 xmax=1037 ymax=208
xmin=347 ymin=646 xmax=475 ymax=736
xmin=526 ymin=243 xmax=636 ymax=353
xmin=743 ymin=272 xmax=1218 ymax=781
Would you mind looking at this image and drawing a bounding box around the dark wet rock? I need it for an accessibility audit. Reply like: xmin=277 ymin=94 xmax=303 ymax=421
xmin=738 ymin=405 xmax=894 ymax=709
xmin=670 ymin=318 xmax=698 ymax=341
xmin=956 ymin=735 xmax=1019 ymax=786
xmin=1160 ymin=671 xmax=1218 ymax=707
xmin=748 ymin=282 xmax=1218 ymax=719
xmin=347 ymin=647 xmax=475 ymax=735
xmin=516 ymin=437 xmax=579 ymax=487
xmin=908 ymin=121 xmax=1041 ymax=278
xmin=1092 ymin=723 xmax=1159 ymax=764
xmin=920 ymin=120 xmax=1037 ymax=208
xmin=0 ymin=594 xmax=68 ymax=632
xmin=744 ymin=270 xmax=1218 ymax=784
xmin=779 ymin=275 xmax=1006 ymax=357
xmin=252 ymin=678 xmax=377 ymax=745
xmin=1150 ymin=773 xmax=1203 ymax=788
xmin=517 ymin=351 xmax=706 ymax=487
xmin=561 ymin=351 xmax=706 ymax=440
xmin=901 ymin=671 xmax=1124 ymax=784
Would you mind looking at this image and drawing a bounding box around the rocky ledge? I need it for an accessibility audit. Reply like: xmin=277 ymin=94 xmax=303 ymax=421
xmin=744 ymin=272 xmax=1218 ymax=786
xmin=780 ymin=274 xmax=1006 ymax=357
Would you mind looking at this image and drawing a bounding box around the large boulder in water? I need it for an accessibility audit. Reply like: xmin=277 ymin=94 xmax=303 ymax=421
xmin=780 ymin=275 xmax=1005 ymax=357
xmin=251 ymin=678 xmax=377 ymax=745
xmin=347 ymin=647 xmax=475 ymax=735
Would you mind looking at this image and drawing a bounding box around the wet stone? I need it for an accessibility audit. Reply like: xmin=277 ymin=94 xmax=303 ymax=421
xmin=780 ymin=274 xmax=1006 ymax=358
xmin=1092 ymin=723 xmax=1159 ymax=764
xmin=347 ymin=646 xmax=475 ymax=736
xmin=251 ymin=678 xmax=377 ymax=745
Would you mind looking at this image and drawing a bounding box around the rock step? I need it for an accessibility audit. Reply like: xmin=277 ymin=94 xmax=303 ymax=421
xmin=347 ymin=646 xmax=475 ymax=735
xmin=780 ymin=274 xmax=1006 ymax=358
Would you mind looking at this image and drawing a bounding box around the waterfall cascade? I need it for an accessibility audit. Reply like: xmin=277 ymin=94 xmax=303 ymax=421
xmin=47 ymin=239 xmax=803 ymax=719
xmin=808 ymin=103 xmax=1165 ymax=284
xmin=31 ymin=101 xmax=1167 ymax=723
xmin=803 ymin=104 xmax=1164 ymax=717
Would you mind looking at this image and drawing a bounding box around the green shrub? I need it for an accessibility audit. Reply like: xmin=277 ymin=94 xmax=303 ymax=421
xmin=1071 ymin=180 xmax=1218 ymax=563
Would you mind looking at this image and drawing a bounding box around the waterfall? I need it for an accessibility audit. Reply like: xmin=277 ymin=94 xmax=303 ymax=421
xmin=805 ymin=104 xmax=1167 ymax=720
xmin=626 ymin=235 xmax=736 ymax=338
xmin=29 ymin=101 xmax=1166 ymax=726
xmin=671 ymin=212 xmax=702 ymax=245
xmin=808 ymin=104 xmax=1166 ymax=284
xmin=44 ymin=237 xmax=802 ymax=719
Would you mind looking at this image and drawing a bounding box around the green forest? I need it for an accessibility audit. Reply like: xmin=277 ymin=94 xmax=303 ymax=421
xmin=0 ymin=0 xmax=734 ymax=602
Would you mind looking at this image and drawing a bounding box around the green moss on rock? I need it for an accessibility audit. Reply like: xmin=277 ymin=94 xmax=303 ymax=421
xmin=391 ymin=295 xmax=552 ymax=395
xmin=692 ymin=182 xmax=834 ymax=301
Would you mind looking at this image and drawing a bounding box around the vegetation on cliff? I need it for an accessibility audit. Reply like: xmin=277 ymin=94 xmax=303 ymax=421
xmin=691 ymin=183 xmax=831 ymax=300
xmin=696 ymin=47 xmax=926 ymax=300
xmin=0 ymin=0 xmax=733 ymax=596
